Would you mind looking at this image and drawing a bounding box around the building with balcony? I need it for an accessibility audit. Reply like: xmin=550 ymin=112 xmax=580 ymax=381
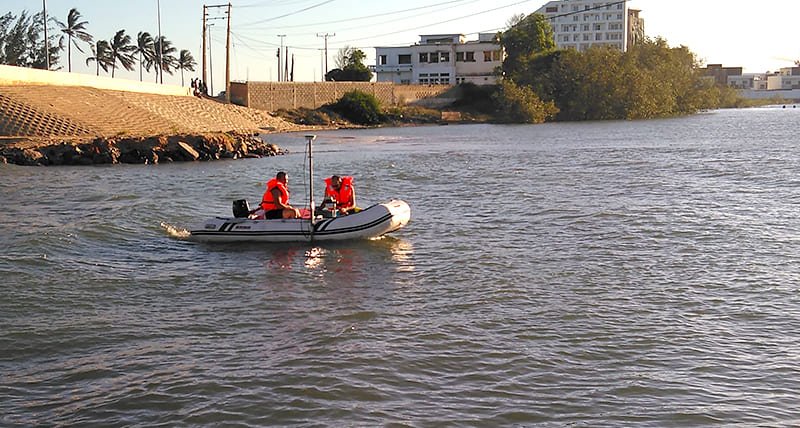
xmin=535 ymin=0 xmax=644 ymax=52
xmin=374 ymin=34 xmax=503 ymax=85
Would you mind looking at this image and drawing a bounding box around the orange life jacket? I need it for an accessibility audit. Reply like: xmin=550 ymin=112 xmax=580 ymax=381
xmin=324 ymin=176 xmax=354 ymax=209
xmin=261 ymin=178 xmax=289 ymax=211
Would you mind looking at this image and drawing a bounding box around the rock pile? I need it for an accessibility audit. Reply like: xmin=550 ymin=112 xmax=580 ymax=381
xmin=1 ymin=132 xmax=283 ymax=166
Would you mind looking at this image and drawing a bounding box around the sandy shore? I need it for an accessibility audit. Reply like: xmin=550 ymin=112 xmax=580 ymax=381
xmin=0 ymin=85 xmax=325 ymax=165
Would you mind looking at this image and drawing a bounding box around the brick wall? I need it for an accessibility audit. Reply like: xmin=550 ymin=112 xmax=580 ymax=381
xmin=231 ymin=81 xmax=453 ymax=111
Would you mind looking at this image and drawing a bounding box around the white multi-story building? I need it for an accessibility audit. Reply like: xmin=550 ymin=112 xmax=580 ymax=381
xmin=374 ymin=34 xmax=503 ymax=85
xmin=535 ymin=0 xmax=644 ymax=52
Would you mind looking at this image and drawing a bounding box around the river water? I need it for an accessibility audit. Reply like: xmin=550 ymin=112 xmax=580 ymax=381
xmin=2 ymin=107 xmax=800 ymax=426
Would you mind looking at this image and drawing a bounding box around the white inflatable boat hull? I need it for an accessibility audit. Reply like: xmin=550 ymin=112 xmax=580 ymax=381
xmin=189 ymin=199 xmax=410 ymax=243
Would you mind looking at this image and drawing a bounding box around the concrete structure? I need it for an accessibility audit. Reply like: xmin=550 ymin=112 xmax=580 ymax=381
xmin=374 ymin=34 xmax=503 ymax=85
xmin=728 ymin=74 xmax=768 ymax=91
xmin=536 ymin=0 xmax=644 ymax=52
xmin=0 ymin=64 xmax=191 ymax=97
xmin=704 ymin=64 xmax=744 ymax=86
xmin=229 ymin=81 xmax=454 ymax=111
xmin=703 ymin=65 xmax=800 ymax=101
xmin=766 ymin=67 xmax=800 ymax=91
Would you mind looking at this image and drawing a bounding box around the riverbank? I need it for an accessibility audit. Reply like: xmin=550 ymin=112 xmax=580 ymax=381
xmin=0 ymin=85 xmax=324 ymax=166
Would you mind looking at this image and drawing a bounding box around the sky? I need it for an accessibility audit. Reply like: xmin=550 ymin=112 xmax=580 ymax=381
xmin=5 ymin=0 xmax=800 ymax=95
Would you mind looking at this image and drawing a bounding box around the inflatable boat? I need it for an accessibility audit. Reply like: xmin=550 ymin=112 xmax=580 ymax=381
xmin=188 ymin=135 xmax=411 ymax=243
xmin=189 ymin=199 xmax=410 ymax=243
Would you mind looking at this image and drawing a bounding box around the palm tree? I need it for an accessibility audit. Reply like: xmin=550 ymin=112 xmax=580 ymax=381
xmin=108 ymin=29 xmax=135 ymax=78
xmin=153 ymin=35 xmax=177 ymax=83
xmin=176 ymin=49 xmax=196 ymax=86
xmin=55 ymin=8 xmax=92 ymax=72
xmin=134 ymin=31 xmax=155 ymax=82
xmin=85 ymin=40 xmax=111 ymax=76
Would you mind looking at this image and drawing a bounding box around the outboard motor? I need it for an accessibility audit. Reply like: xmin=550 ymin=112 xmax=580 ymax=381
xmin=232 ymin=199 xmax=251 ymax=218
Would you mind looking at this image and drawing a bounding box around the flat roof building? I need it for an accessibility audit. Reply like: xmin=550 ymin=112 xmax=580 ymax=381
xmin=375 ymin=34 xmax=503 ymax=86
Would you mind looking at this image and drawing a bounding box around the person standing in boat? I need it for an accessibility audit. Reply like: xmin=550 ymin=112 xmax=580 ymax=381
xmin=261 ymin=171 xmax=300 ymax=219
xmin=324 ymin=175 xmax=358 ymax=215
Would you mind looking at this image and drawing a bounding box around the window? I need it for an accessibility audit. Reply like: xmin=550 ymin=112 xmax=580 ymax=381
xmin=546 ymin=6 xmax=557 ymax=12
xmin=466 ymin=51 xmax=475 ymax=62
xmin=429 ymin=53 xmax=439 ymax=63
xmin=492 ymin=50 xmax=502 ymax=61
xmin=595 ymin=33 xmax=603 ymax=40
xmin=483 ymin=51 xmax=492 ymax=62
xmin=440 ymin=52 xmax=450 ymax=62
xmin=419 ymin=53 xmax=428 ymax=62
xmin=456 ymin=52 xmax=464 ymax=62
xmin=379 ymin=55 xmax=387 ymax=65
xmin=398 ymin=54 xmax=411 ymax=64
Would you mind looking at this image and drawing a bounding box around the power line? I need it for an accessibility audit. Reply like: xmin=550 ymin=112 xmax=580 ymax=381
xmin=331 ymin=0 xmax=537 ymax=46
xmin=238 ymin=0 xmax=337 ymax=27
xmin=236 ymin=0 xmax=478 ymax=32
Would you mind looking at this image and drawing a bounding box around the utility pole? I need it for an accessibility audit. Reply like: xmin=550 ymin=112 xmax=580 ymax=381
xmin=277 ymin=35 xmax=286 ymax=82
xmin=42 ymin=0 xmax=49 ymax=70
xmin=225 ymin=2 xmax=231 ymax=103
xmin=204 ymin=4 xmax=230 ymax=99
xmin=319 ymin=48 xmax=324 ymax=81
xmin=202 ymin=5 xmax=207 ymax=89
xmin=157 ymin=0 xmax=163 ymax=83
xmin=208 ymin=23 xmax=214 ymax=96
xmin=317 ymin=33 xmax=335 ymax=78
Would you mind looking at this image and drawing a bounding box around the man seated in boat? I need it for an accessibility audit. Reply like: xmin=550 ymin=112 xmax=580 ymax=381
xmin=323 ymin=175 xmax=359 ymax=216
xmin=259 ymin=171 xmax=301 ymax=219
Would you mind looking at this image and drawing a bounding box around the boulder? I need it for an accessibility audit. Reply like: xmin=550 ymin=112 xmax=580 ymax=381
xmin=178 ymin=141 xmax=200 ymax=161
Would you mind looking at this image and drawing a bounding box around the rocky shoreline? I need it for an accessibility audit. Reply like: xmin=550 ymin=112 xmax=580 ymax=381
xmin=0 ymin=132 xmax=284 ymax=166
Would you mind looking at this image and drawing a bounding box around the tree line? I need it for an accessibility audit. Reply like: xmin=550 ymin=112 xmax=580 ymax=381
xmin=491 ymin=13 xmax=740 ymax=123
xmin=0 ymin=8 xmax=197 ymax=86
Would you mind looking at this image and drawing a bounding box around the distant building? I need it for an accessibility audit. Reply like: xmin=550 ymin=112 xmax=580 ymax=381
xmin=374 ymin=34 xmax=503 ymax=86
xmin=704 ymin=64 xmax=744 ymax=86
xmin=767 ymin=66 xmax=800 ymax=90
xmin=535 ymin=0 xmax=644 ymax=52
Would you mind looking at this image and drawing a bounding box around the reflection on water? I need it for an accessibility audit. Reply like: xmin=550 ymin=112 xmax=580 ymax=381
xmin=263 ymin=237 xmax=415 ymax=280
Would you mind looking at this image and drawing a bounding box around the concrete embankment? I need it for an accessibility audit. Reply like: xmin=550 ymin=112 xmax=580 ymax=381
xmin=0 ymin=83 xmax=308 ymax=166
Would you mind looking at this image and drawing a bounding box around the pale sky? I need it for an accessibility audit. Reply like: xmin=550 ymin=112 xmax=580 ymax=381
xmin=5 ymin=0 xmax=799 ymax=94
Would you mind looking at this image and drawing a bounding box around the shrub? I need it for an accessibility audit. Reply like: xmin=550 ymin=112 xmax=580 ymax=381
xmin=491 ymin=80 xmax=559 ymax=123
xmin=328 ymin=90 xmax=384 ymax=125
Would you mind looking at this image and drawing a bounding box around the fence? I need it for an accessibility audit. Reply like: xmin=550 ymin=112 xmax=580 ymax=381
xmin=229 ymin=81 xmax=456 ymax=111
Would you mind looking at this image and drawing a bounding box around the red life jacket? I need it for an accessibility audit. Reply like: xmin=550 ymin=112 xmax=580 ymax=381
xmin=261 ymin=178 xmax=289 ymax=211
xmin=324 ymin=176 xmax=354 ymax=209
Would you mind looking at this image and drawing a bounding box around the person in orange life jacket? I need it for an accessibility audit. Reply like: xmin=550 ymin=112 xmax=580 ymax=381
xmin=324 ymin=175 xmax=357 ymax=215
xmin=261 ymin=171 xmax=300 ymax=219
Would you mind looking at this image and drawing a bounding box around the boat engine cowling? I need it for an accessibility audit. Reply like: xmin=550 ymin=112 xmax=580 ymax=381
xmin=232 ymin=199 xmax=251 ymax=218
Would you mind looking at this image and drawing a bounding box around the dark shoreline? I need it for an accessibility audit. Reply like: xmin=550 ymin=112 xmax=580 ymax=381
xmin=0 ymin=132 xmax=284 ymax=166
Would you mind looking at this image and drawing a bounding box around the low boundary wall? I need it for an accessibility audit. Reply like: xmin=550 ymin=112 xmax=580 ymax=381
xmin=230 ymin=81 xmax=455 ymax=111
xmin=0 ymin=64 xmax=191 ymax=97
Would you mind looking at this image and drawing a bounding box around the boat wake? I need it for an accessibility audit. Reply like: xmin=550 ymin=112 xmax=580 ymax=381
xmin=160 ymin=222 xmax=191 ymax=239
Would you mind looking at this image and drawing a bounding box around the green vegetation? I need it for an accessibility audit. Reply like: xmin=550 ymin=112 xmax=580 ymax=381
xmin=498 ymin=12 xmax=755 ymax=121
xmin=326 ymin=90 xmax=384 ymax=125
xmin=491 ymin=80 xmax=558 ymax=123
xmin=1 ymin=7 xmax=192 ymax=84
xmin=0 ymin=10 xmax=59 ymax=69
xmin=325 ymin=46 xmax=373 ymax=82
